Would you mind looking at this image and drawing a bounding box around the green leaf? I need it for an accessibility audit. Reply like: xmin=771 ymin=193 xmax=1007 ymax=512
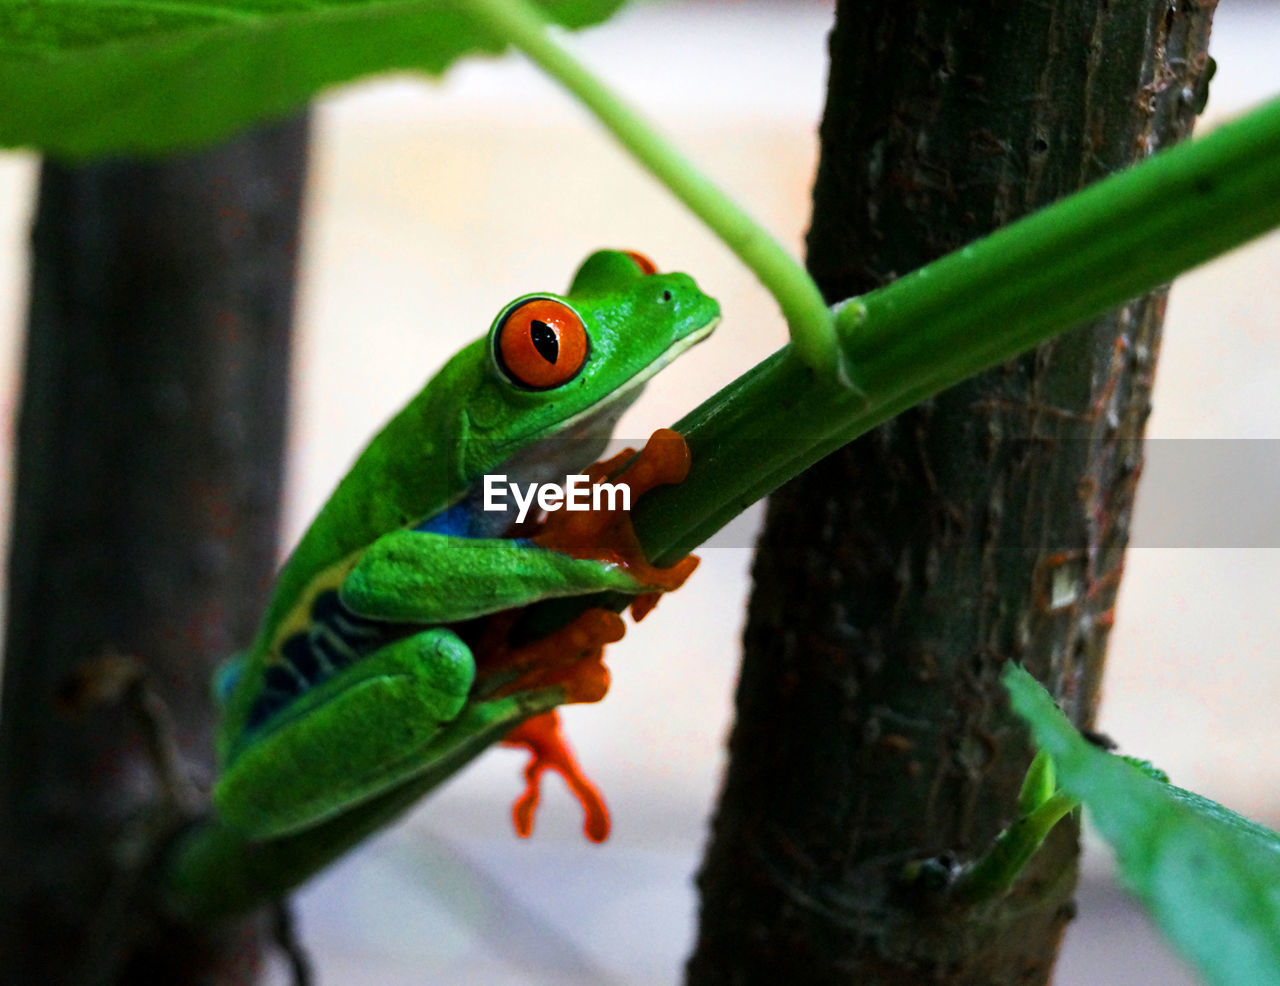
xmin=0 ymin=0 xmax=624 ymax=158
xmin=1004 ymin=663 xmax=1280 ymax=986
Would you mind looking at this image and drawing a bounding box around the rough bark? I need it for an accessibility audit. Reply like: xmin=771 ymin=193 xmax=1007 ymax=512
xmin=0 ymin=116 xmax=308 ymax=985
xmin=688 ymin=3 xmax=1215 ymax=984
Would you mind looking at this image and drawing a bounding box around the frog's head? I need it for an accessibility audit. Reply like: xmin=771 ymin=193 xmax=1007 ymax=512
xmin=454 ymin=249 xmax=720 ymax=486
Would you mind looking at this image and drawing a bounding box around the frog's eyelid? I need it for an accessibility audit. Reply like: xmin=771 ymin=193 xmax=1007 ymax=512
xmin=624 ymin=250 xmax=658 ymax=276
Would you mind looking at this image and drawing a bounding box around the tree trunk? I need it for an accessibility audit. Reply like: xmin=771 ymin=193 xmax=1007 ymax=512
xmin=0 ymin=116 xmax=308 ymax=985
xmin=688 ymin=2 xmax=1215 ymax=983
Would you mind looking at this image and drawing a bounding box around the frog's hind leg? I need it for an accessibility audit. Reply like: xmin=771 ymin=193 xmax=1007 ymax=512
xmin=214 ymin=628 xmax=477 ymax=840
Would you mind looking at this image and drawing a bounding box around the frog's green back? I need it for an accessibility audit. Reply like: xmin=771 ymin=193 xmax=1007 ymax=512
xmin=253 ymin=345 xmax=482 ymax=652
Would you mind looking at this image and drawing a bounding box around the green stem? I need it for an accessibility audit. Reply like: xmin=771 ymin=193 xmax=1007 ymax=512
xmin=1017 ymin=750 xmax=1057 ymax=818
xmin=634 ymin=93 xmax=1280 ymax=565
xmin=459 ymin=0 xmax=840 ymax=381
xmin=951 ymin=791 xmax=1079 ymax=904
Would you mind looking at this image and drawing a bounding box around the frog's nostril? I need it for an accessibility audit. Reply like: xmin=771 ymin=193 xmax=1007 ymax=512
xmin=660 ymin=289 xmax=673 ymax=303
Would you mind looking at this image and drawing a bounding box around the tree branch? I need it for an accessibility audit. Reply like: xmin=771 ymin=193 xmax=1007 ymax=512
xmin=687 ymin=2 xmax=1216 ymax=982
xmin=0 ymin=115 xmax=308 ymax=985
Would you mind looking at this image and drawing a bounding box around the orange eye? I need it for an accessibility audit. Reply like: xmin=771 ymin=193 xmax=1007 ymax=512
xmin=624 ymin=251 xmax=658 ymax=275
xmin=495 ymin=298 xmax=589 ymax=390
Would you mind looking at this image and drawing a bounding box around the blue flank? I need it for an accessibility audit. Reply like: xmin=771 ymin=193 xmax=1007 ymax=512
xmin=213 ymin=654 xmax=245 ymax=706
xmin=416 ymin=487 xmax=517 ymax=540
xmin=245 ymin=589 xmax=398 ymax=731
xmin=417 ymin=500 xmax=487 ymax=537
xmin=244 ymin=487 xmax=524 ymax=732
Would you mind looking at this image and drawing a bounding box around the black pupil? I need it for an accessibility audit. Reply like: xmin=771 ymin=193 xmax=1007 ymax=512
xmin=530 ymin=319 xmax=559 ymax=364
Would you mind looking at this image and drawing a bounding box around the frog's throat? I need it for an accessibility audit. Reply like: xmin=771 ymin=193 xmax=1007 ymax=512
xmin=585 ymin=312 xmax=718 ymax=418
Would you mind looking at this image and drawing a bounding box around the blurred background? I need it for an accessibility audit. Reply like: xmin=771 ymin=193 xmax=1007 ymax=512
xmin=0 ymin=2 xmax=1277 ymax=983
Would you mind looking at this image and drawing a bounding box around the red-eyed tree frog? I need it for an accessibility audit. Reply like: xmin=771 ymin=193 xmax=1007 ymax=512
xmin=212 ymin=249 xmax=719 ymax=841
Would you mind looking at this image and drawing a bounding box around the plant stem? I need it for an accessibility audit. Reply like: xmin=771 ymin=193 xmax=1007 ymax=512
xmin=1017 ymin=751 xmax=1057 ymax=818
xmin=459 ymin=0 xmax=840 ymax=381
xmin=634 ymin=93 xmax=1280 ymax=565
xmin=951 ymin=792 xmax=1079 ymax=904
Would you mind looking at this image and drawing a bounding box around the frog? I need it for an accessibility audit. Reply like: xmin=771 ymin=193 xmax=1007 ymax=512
xmin=211 ymin=249 xmax=720 ymax=841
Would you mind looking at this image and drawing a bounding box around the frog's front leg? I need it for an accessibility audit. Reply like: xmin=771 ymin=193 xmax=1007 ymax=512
xmin=214 ymin=627 xmax=544 ymax=840
xmin=338 ymin=529 xmax=650 ymax=624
